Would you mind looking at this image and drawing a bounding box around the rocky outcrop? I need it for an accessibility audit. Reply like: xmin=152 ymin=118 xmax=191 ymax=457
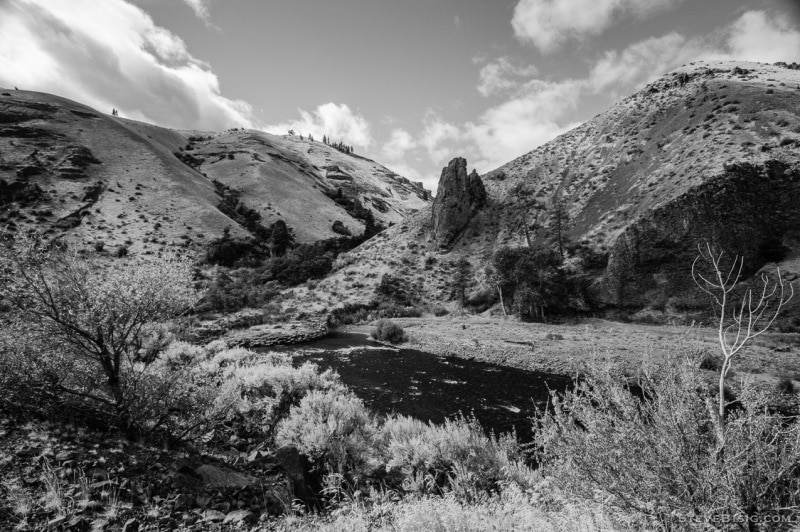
xmin=431 ymin=157 xmax=486 ymax=248
xmin=598 ymin=160 xmax=800 ymax=307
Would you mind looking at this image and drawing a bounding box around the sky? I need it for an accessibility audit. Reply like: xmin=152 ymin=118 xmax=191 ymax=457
xmin=1 ymin=0 xmax=799 ymax=192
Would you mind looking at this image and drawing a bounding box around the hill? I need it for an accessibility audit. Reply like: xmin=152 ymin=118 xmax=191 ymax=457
xmin=284 ymin=60 xmax=800 ymax=319
xmin=0 ymin=89 xmax=429 ymax=256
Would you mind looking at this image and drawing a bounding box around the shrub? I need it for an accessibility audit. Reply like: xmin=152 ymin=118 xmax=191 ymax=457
xmin=698 ymin=350 xmax=722 ymax=371
xmin=331 ymin=220 xmax=351 ymax=236
xmin=776 ymin=376 xmax=797 ymax=395
xmin=371 ymin=319 xmax=405 ymax=343
xmin=432 ymin=305 xmax=449 ymax=317
xmin=376 ymin=302 xmax=423 ymax=319
xmin=535 ymin=355 xmax=800 ymax=529
xmin=127 ymin=344 xmax=344 ymax=443
xmin=0 ymin=235 xmax=197 ymax=434
xmin=375 ymin=415 xmax=524 ymax=496
xmin=276 ymin=390 xmax=377 ymax=475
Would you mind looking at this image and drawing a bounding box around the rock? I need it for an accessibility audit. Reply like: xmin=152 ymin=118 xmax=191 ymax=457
xmin=223 ymin=510 xmax=254 ymax=525
xmin=201 ymin=509 xmax=226 ymax=522
xmin=431 ymin=157 xmax=486 ymax=248
xmin=196 ymin=464 xmax=257 ymax=489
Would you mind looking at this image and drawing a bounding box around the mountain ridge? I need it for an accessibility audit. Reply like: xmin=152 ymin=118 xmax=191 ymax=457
xmin=281 ymin=60 xmax=800 ymax=317
xmin=0 ymin=88 xmax=429 ymax=256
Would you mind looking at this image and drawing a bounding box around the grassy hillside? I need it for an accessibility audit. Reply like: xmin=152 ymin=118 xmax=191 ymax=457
xmin=0 ymin=89 xmax=429 ymax=256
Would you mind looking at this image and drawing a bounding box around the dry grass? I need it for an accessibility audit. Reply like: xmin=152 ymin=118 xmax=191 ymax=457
xmin=344 ymin=316 xmax=800 ymax=385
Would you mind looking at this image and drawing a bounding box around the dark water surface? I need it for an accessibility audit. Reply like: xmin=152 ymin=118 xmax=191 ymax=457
xmin=273 ymin=332 xmax=572 ymax=441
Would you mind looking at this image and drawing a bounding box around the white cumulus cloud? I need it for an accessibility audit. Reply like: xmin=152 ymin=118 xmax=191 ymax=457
xmin=588 ymin=10 xmax=800 ymax=95
xmin=725 ymin=10 xmax=800 ymax=62
xmin=381 ymin=129 xmax=416 ymax=161
xmin=465 ymin=79 xmax=583 ymax=171
xmin=419 ymin=113 xmax=463 ymax=166
xmin=0 ymin=0 xmax=254 ymax=130
xmin=477 ymin=57 xmax=539 ymax=97
xmin=512 ymin=0 xmax=684 ymax=53
xmin=266 ymin=103 xmax=374 ymax=148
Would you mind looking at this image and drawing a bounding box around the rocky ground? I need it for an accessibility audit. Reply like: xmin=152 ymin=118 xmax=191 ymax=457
xmin=0 ymin=417 xmax=318 ymax=531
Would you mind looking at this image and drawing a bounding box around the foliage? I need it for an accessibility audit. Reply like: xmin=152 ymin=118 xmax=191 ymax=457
xmin=276 ymin=390 xmax=377 ymax=476
xmin=376 ymin=274 xmax=418 ymax=307
xmin=375 ymin=415 xmax=523 ymax=496
xmin=277 ymin=396 xmax=533 ymax=500
xmin=371 ymin=319 xmax=405 ymax=343
xmin=274 ymin=488 xmax=628 ymax=532
xmin=535 ymin=354 xmax=800 ymax=529
xmin=490 ymin=245 xmax=566 ymax=321
xmin=0 ymin=234 xmax=198 ymax=433
xmin=197 ymin=269 xmax=281 ymax=313
xmin=204 ymin=233 xmax=267 ymax=267
xmin=432 ymin=305 xmax=449 ymax=317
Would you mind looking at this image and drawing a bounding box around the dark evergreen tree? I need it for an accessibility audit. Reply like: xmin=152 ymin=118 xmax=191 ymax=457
xmin=269 ymin=219 xmax=292 ymax=257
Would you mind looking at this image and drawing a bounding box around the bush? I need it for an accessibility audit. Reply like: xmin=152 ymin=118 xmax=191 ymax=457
xmin=276 ymin=390 xmax=377 ymax=475
xmin=698 ymin=350 xmax=722 ymax=371
xmin=0 ymin=235 xmax=197 ymax=434
xmin=375 ymin=415 xmax=524 ymax=496
xmin=126 ymin=344 xmax=344 ymax=443
xmin=432 ymin=305 xmax=449 ymax=317
xmin=371 ymin=319 xmax=405 ymax=343
xmin=535 ymin=355 xmax=800 ymax=529
xmin=776 ymin=376 xmax=797 ymax=395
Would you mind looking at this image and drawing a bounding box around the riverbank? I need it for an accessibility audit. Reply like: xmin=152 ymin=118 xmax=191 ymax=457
xmin=349 ymin=316 xmax=800 ymax=384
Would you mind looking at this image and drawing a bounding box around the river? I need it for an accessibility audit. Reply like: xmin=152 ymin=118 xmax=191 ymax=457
xmin=272 ymin=331 xmax=573 ymax=441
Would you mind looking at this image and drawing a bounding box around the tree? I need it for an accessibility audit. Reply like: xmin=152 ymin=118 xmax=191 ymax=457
xmin=512 ymin=246 xmax=563 ymax=321
xmin=0 ymin=234 xmax=198 ymax=433
xmin=269 ymin=219 xmax=292 ymax=257
xmin=484 ymin=263 xmax=507 ymax=316
xmin=692 ymin=242 xmax=794 ymax=446
xmin=550 ymin=196 xmax=569 ymax=258
xmin=453 ymin=258 xmax=472 ymax=308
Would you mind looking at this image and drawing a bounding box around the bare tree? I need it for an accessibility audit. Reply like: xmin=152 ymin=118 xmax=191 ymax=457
xmin=0 ymin=233 xmax=198 ymax=433
xmin=692 ymin=242 xmax=794 ymax=445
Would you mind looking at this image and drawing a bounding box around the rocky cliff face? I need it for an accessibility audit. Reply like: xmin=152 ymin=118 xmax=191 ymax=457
xmin=431 ymin=158 xmax=486 ymax=248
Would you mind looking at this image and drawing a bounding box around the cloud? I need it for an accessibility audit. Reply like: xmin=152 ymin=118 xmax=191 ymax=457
xmin=477 ymin=57 xmax=539 ymax=97
xmin=0 ymin=0 xmax=254 ymax=131
xmin=512 ymin=0 xmax=684 ymax=53
xmin=725 ymin=10 xmax=800 ymax=62
xmin=182 ymin=0 xmax=212 ymax=23
xmin=588 ymin=10 xmax=800 ymax=95
xmin=381 ymin=129 xmax=416 ymax=161
xmin=589 ymin=32 xmax=702 ymax=94
xmin=266 ymin=103 xmax=373 ymax=148
xmin=420 ymin=114 xmax=462 ymax=166
xmin=465 ymin=79 xmax=583 ymax=171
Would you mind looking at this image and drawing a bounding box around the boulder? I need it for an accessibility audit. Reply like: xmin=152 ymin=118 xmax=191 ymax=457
xmin=431 ymin=157 xmax=486 ymax=248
